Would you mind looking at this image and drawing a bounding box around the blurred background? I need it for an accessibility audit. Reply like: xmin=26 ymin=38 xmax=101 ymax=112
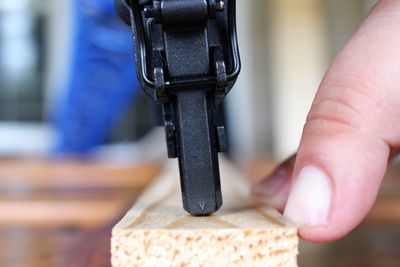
xmin=0 ymin=0 xmax=378 ymax=161
xmin=1 ymin=0 xmax=400 ymax=267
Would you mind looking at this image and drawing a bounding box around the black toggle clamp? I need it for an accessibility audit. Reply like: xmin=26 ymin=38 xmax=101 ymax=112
xmin=115 ymin=0 xmax=241 ymax=216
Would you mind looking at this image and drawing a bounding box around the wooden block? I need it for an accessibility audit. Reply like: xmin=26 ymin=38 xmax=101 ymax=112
xmin=111 ymin=158 xmax=298 ymax=267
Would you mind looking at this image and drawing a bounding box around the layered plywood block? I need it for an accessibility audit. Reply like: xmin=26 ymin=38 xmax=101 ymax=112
xmin=111 ymin=159 xmax=298 ymax=267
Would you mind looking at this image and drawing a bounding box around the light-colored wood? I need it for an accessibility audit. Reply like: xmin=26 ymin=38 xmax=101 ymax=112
xmin=0 ymin=160 xmax=160 ymax=228
xmin=0 ymin=199 xmax=124 ymax=228
xmin=0 ymin=159 xmax=161 ymax=190
xmin=111 ymin=158 xmax=298 ymax=267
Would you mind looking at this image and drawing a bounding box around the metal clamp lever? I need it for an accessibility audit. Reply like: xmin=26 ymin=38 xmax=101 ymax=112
xmin=169 ymin=89 xmax=223 ymax=215
xmin=115 ymin=0 xmax=241 ymax=215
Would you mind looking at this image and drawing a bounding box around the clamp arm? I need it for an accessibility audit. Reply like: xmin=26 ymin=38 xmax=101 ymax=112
xmin=116 ymin=0 xmax=240 ymax=215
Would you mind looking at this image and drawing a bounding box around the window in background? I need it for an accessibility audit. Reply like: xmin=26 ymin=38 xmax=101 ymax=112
xmin=0 ymin=0 xmax=53 ymax=157
xmin=0 ymin=0 xmax=46 ymax=122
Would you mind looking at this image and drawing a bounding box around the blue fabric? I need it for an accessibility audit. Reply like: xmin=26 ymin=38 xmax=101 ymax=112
xmin=53 ymin=0 xmax=139 ymax=154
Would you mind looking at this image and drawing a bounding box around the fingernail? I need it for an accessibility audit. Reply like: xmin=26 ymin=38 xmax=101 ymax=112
xmin=283 ymin=166 xmax=332 ymax=226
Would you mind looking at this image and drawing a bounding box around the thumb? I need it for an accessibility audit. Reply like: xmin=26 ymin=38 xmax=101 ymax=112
xmin=284 ymin=0 xmax=400 ymax=242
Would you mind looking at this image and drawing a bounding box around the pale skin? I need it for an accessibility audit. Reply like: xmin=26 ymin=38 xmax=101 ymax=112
xmin=252 ymin=0 xmax=400 ymax=242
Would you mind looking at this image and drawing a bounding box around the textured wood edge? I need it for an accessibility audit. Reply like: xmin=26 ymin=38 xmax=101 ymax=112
xmin=112 ymin=158 xmax=298 ymax=267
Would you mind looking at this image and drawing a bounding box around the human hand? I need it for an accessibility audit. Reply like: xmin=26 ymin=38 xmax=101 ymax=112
xmin=252 ymin=0 xmax=400 ymax=242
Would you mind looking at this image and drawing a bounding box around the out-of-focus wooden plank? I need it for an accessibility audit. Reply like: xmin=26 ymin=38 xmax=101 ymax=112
xmin=0 ymin=160 xmax=161 ymax=189
xmin=0 ymin=199 xmax=126 ymax=228
xmin=0 ymin=160 xmax=162 ymax=228
xmin=366 ymin=198 xmax=400 ymax=225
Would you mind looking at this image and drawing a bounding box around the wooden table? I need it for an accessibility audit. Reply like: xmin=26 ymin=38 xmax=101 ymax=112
xmin=0 ymin=158 xmax=399 ymax=267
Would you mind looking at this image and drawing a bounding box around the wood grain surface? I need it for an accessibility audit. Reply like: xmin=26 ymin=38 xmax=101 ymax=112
xmin=112 ymin=159 xmax=298 ymax=267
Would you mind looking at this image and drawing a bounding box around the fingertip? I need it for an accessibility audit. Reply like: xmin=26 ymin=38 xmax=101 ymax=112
xmin=286 ymin=131 xmax=388 ymax=242
xmin=297 ymin=203 xmax=368 ymax=242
